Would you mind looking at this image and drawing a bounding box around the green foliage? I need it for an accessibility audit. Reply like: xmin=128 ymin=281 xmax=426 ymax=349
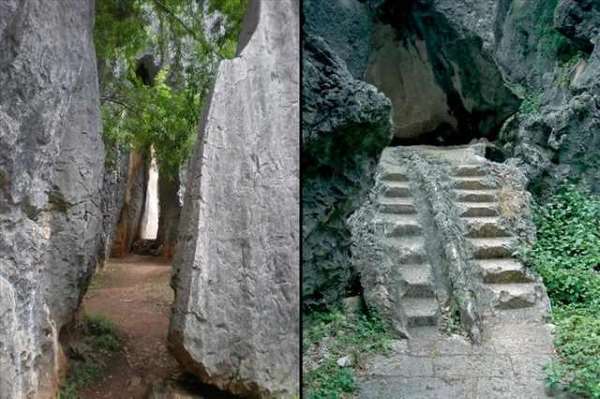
xmin=527 ymin=186 xmax=600 ymax=307
xmin=534 ymin=0 xmax=577 ymax=62
xmin=519 ymin=92 xmax=543 ymax=115
xmin=208 ymin=0 xmax=250 ymax=59
xmin=95 ymin=0 xmax=148 ymax=61
xmin=95 ymin=0 xmax=248 ymax=177
xmin=103 ymin=69 xmax=200 ymax=176
xmin=303 ymin=310 xmax=391 ymax=398
xmin=556 ymin=53 xmax=585 ymax=88
xmin=523 ymin=185 xmax=600 ymax=397
xmin=59 ymin=314 xmax=122 ymax=398
xmin=545 ymin=306 xmax=600 ymax=398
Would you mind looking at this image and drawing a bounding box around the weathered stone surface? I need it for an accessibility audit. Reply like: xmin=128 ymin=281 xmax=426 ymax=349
xmin=168 ymin=1 xmax=299 ymax=397
xmin=349 ymin=145 xmax=547 ymax=340
xmin=98 ymin=146 xmax=130 ymax=268
xmin=302 ymin=32 xmax=392 ymax=306
xmin=364 ymin=1 xmax=520 ymax=142
xmin=303 ymin=0 xmax=373 ymax=78
xmin=156 ymin=170 xmax=182 ymax=258
xmin=359 ymin=315 xmax=555 ymax=398
xmin=110 ymin=150 xmax=149 ymax=257
xmin=0 ymin=1 xmax=103 ymax=397
xmin=554 ymin=0 xmax=600 ymax=53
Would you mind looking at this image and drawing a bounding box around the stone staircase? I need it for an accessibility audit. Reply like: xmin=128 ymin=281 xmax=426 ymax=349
xmin=450 ymin=164 xmax=542 ymax=311
xmin=354 ymin=146 xmax=555 ymax=398
xmin=375 ymin=166 xmax=440 ymax=331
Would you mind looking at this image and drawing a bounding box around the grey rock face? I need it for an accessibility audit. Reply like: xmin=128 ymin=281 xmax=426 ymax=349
xmin=303 ymin=0 xmax=373 ymax=78
xmin=368 ymin=0 xmax=600 ymax=192
xmin=168 ymin=0 xmax=299 ymax=397
xmin=302 ymin=32 xmax=392 ymax=306
xmin=0 ymin=1 xmax=103 ymax=397
xmin=98 ymin=146 xmax=130 ymax=267
xmin=555 ymin=0 xmax=600 ymax=52
xmin=365 ymin=1 xmax=521 ymax=142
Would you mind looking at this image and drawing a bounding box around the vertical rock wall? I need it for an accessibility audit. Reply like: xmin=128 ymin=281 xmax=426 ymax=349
xmin=110 ymin=150 xmax=149 ymax=257
xmin=98 ymin=146 xmax=130 ymax=268
xmin=302 ymin=38 xmax=392 ymax=307
xmin=0 ymin=1 xmax=103 ymax=397
xmin=168 ymin=0 xmax=299 ymax=397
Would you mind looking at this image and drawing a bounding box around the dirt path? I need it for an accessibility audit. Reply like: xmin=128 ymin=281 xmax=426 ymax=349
xmin=80 ymin=255 xmax=179 ymax=398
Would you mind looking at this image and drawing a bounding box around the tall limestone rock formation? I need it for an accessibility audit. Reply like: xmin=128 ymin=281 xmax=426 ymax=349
xmin=168 ymin=0 xmax=299 ymax=397
xmin=0 ymin=1 xmax=104 ymax=398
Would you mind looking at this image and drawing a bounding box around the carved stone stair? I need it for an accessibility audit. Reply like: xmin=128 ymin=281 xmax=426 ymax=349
xmin=378 ymin=167 xmax=440 ymax=333
xmin=452 ymin=165 xmax=542 ymax=311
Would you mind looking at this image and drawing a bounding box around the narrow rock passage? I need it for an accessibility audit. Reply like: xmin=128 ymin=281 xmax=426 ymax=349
xmin=80 ymin=255 xmax=178 ymax=398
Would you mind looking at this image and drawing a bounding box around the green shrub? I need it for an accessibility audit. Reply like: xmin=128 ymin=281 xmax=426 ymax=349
xmin=545 ymin=306 xmax=600 ymax=398
xmin=524 ymin=185 xmax=600 ymax=397
xmin=519 ymin=92 xmax=543 ymax=115
xmin=59 ymin=314 xmax=122 ymax=398
xmin=303 ymin=309 xmax=391 ymax=398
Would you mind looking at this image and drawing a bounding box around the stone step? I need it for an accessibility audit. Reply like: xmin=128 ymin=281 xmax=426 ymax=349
xmin=378 ymin=198 xmax=417 ymax=214
xmin=381 ymin=181 xmax=411 ymax=198
xmin=386 ymin=237 xmax=427 ymax=264
xmin=380 ymin=168 xmax=409 ymax=182
xmin=374 ymin=215 xmax=422 ymax=237
xmin=487 ymin=283 xmax=539 ymax=309
xmin=453 ymin=164 xmax=486 ymax=177
xmin=454 ymin=189 xmax=498 ymax=202
xmin=457 ymin=202 xmax=499 ymax=217
xmin=452 ymin=177 xmax=496 ymax=190
xmin=401 ymin=264 xmax=434 ymax=297
xmin=476 ymin=259 xmax=533 ymax=283
xmin=468 ymin=238 xmax=515 ymax=259
xmin=404 ymin=298 xmax=439 ymax=327
xmin=463 ymin=217 xmax=511 ymax=238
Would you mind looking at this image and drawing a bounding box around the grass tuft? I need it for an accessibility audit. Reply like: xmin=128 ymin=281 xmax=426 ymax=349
xmin=59 ymin=314 xmax=122 ymax=398
xmin=303 ymin=309 xmax=391 ymax=398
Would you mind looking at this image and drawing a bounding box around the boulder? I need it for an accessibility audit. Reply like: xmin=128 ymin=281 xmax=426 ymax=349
xmin=168 ymin=0 xmax=299 ymax=397
xmin=0 ymin=1 xmax=103 ymax=397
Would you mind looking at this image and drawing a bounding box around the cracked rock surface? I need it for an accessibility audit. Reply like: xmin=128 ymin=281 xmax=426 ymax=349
xmin=168 ymin=1 xmax=299 ymax=397
xmin=0 ymin=1 xmax=103 ymax=398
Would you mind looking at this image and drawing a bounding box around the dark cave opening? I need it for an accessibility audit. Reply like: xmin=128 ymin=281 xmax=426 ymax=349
xmin=367 ymin=0 xmax=521 ymax=150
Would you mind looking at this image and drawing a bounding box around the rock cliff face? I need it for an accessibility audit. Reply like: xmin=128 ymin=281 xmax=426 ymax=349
xmin=302 ymin=0 xmax=392 ymax=307
xmin=368 ymin=0 xmax=600 ymax=192
xmin=168 ymin=0 xmax=299 ymax=397
xmin=0 ymin=1 xmax=103 ymax=398
xmin=98 ymin=147 xmax=130 ymax=267
xmin=110 ymin=151 xmax=149 ymax=257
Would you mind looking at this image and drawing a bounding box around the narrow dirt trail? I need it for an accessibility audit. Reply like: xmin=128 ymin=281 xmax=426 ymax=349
xmin=80 ymin=255 xmax=179 ymax=398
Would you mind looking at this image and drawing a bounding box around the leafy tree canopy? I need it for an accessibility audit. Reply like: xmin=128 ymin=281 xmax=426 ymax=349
xmin=96 ymin=0 xmax=249 ymax=177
